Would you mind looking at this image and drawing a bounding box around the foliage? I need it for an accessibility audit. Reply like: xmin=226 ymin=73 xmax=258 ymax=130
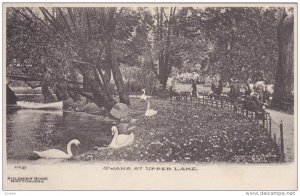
xmin=119 ymin=64 xmax=158 ymax=93
xmin=7 ymin=8 xmax=51 ymax=80
xmin=137 ymin=7 xmax=279 ymax=87
xmin=7 ymin=6 xmax=284 ymax=98
xmin=77 ymin=99 xmax=279 ymax=163
xmin=177 ymin=72 xmax=204 ymax=84
xmin=181 ymin=7 xmax=279 ymax=83
xmin=7 ymin=7 xmax=148 ymax=106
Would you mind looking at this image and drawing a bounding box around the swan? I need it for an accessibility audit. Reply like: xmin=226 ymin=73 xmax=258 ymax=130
xmin=109 ymin=126 xmax=134 ymax=149
xmin=145 ymin=101 xmax=157 ymax=117
xmin=33 ymin=139 xmax=80 ymax=159
xmin=140 ymin=89 xmax=147 ymax=101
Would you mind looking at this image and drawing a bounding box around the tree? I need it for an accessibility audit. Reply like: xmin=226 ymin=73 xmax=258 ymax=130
xmin=144 ymin=7 xmax=196 ymax=89
xmin=8 ymin=7 xmax=139 ymax=110
xmin=189 ymin=7 xmax=278 ymax=84
xmin=6 ymin=8 xmax=62 ymax=103
xmin=273 ymin=8 xmax=294 ymax=106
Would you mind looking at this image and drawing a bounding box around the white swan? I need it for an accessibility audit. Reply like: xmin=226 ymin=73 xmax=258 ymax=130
xmin=140 ymin=89 xmax=147 ymax=101
xmin=33 ymin=139 xmax=80 ymax=159
xmin=109 ymin=126 xmax=134 ymax=149
xmin=145 ymin=101 xmax=157 ymax=117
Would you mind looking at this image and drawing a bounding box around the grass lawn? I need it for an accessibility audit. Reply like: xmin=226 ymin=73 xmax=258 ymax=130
xmin=76 ymin=98 xmax=279 ymax=163
xmin=174 ymin=83 xmax=230 ymax=93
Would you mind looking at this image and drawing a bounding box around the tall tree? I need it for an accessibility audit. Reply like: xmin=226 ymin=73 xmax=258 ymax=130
xmin=273 ymin=8 xmax=294 ymax=106
xmin=146 ymin=7 xmax=194 ymax=89
xmin=151 ymin=7 xmax=179 ymax=89
xmin=8 ymin=7 xmax=138 ymax=109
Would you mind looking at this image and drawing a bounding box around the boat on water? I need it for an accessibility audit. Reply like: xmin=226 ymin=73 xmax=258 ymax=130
xmin=16 ymin=101 xmax=63 ymax=110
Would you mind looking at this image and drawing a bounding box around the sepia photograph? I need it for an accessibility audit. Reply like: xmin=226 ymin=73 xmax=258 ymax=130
xmin=2 ymin=2 xmax=297 ymax=191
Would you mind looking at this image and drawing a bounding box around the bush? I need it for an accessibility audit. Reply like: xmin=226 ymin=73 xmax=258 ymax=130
xmin=177 ymin=72 xmax=203 ymax=84
xmin=120 ymin=64 xmax=158 ymax=95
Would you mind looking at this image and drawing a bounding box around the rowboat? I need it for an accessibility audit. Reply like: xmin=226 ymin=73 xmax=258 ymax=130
xmin=16 ymin=101 xmax=63 ymax=110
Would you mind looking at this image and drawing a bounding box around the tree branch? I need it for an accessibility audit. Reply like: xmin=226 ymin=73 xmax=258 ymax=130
xmin=57 ymin=8 xmax=72 ymax=33
xmin=23 ymin=8 xmax=55 ymax=33
xmin=40 ymin=7 xmax=59 ymax=25
xmin=39 ymin=7 xmax=59 ymax=31
xmin=118 ymin=7 xmax=124 ymax=16
xmin=86 ymin=8 xmax=92 ymax=43
xmin=25 ymin=82 xmax=41 ymax=89
xmin=162 ymin=9 xmax=169 ymax=22
xmin=7 ymin=74 xmax=42 ymax=81
xmin=67 ymin=8 xmax=78 ymax=31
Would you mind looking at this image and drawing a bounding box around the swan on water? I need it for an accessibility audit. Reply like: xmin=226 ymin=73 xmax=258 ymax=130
xmin=140 ymin=89 xmax=147 ymax=101
xmin=33 ymin=139 xmax=80 ymax=159
xmin=145 ymin=101 xmax=157 ymax=117
xmin=109 ymin=126 xmax=134 ymax=149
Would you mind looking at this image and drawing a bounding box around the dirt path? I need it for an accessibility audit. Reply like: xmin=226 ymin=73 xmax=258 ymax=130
xmin=266 ymin=109 xmax=295 ymax=162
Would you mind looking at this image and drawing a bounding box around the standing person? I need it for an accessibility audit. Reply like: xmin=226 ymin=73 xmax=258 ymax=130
xmin=229 ymin=77 xmax=240 ymax=99
xmin=211 ymin=82 xmax=217 ymax=94
xmin=209 ymin=82 xmax=217 ymax=99
xmin=245 ymin=78 xmax=253 ymax=96
xmin=216 ymin=80 xmax=223 ymax=97
xmin=191 ymin=80 xmax=197 ymax=97
xmin=229 ymin=77 xmax=240 ymax=112
xmin=171 ymin=77 xmax=176 ymax=91
xmin=254 ymin=77 xmax=266 ymax=103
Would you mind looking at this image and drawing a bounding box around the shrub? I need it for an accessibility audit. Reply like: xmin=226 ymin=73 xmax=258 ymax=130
xmin=177 ymin=72 xmax=204 ymax=84
xmin=120 ymin=64 xmax=158 ymax=94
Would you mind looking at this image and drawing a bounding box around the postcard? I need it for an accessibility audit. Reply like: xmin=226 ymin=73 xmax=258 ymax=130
xmin=3 ymin=2 xmax=297 ymax=190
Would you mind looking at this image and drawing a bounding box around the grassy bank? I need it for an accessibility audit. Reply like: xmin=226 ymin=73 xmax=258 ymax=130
xmin=76 ymin=98 xmax=279 ymax=163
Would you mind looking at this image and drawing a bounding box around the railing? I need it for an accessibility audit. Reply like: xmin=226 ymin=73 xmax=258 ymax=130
xmin=169 ymin=91 xmax=285 ymax=162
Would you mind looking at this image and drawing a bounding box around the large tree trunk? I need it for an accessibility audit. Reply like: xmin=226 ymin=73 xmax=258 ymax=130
xmin=158 ymin=52 xmax=172 ymax=89
xmin=105 ymin=42 xmax=130 ymax=105
xmin=155 ymin=8 xmax=175 ymax=90
xmin=80 ymin=65 xmax=116 ymax=110
xmin=273 ymin=11 xmax=294 ymax=107
xmin=159 ymin=71 xmax=168 ymax=89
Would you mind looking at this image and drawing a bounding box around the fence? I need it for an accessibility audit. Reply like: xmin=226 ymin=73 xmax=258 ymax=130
xmin=169 ymin=91 xmax=285 ymax=162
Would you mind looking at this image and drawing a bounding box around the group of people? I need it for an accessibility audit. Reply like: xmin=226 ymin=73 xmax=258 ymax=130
xmin=189 ymin=76 xmax=272 ymax=106
xmin=229 ymin=76 xmax=272 ymax=105
xmin=189 ymin=80 xmax=223 ymax=98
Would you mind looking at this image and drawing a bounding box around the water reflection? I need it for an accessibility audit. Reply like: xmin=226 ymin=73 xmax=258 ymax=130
xmin=7 ymin=108 xmax=114 ymax=161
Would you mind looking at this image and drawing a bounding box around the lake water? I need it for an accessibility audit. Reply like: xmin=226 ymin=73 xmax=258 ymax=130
xmin=6 ymin=107 xmax=114 ymax=161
